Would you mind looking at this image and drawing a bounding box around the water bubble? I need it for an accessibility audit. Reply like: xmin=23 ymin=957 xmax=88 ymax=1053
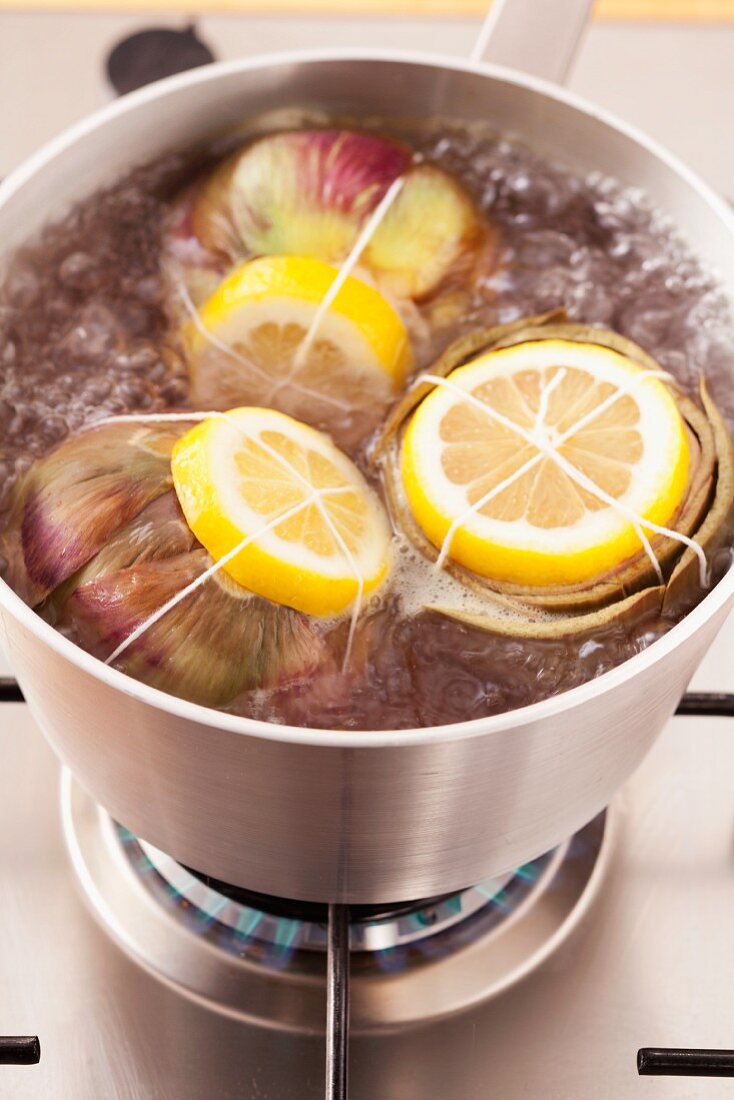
xmin=620 ymin=298 xmax=674 ymax=347
xmin=113 ymin=345 xmax=158 ymax=373
xmin=5 ymin=264 xmax=40 ymax=308
xmin=481 ymin=180 xmax=498 ymax=208
xmin=569 ymin=282 xmax=615 ymax=325
xmin=147 ymin=360 xmax=169 ymax=385
xmin=61 ymin=303 xmax=120 ymax=363
xmin=116 ymin=378 xmax=154 ymax=409
xmin=59 ymin=251 xmax=98 ymax=291
xmin=160 ymin=378 xmax=189 ymax=405
xmin=39 ymin=415 xmax=69 ymax=445
xmin=134 ymin=276 xmax=161 ymax=304
xmin=532 ymin=266 xmax=576 ymax=308
xmin=517 ymin=230 xmax=575 ymax=268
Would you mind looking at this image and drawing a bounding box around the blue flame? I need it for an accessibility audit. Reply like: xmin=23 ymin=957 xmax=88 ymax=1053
xmin=118 ymin=823 xmax=553 ymax=976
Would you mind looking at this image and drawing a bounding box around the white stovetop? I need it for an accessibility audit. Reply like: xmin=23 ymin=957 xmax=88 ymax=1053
xmin=1 ymin=11 xmax=734 ymax=688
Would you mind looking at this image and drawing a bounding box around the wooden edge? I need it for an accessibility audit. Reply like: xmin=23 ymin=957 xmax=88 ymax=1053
xmin=0 ymin=0 xmax=732 ymax=20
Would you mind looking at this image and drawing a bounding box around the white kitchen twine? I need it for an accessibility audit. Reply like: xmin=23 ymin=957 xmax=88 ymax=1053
xmin=104 ymin=163 xmax=412 ymax=669
xmin=414 ymin=369 xmax=708 ymax=587
xmin=290 ymin=174 xmax=406 ymax=372
xmin=176 ymin=276 xmax=352 ymax=412
xmin=96 ymin=409 xmax=367 ymax=671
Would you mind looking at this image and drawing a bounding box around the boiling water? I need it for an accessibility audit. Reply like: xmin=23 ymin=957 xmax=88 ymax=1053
xmin=1 ymin=123 xmax=733 ymax=730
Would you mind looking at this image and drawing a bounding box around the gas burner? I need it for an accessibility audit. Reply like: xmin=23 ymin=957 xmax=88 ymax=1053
xmin=177 ymin=872 xmax=470 ymax=930
xmin=105 ymin=24 xmax=215 ymax=97
xmin=146 ymin=845 xmax=520 ymax=953
xmin=62 ymin=769 xmax=613 ymax=1031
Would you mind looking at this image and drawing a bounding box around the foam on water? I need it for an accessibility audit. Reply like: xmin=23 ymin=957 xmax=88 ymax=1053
xmin=387 ymin=535 xmax=554 ymax=623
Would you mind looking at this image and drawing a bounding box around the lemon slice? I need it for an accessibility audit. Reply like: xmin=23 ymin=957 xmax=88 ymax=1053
xmin=171 ymin=407 xmax=391 ymax=616
xmin=184 ymin=255 xmax=413 ymax=428
xmin=401 ymin=339 xmax=690 ymax=586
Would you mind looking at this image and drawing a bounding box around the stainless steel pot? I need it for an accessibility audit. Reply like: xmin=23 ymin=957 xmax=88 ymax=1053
xmin=1 ymin=2 xmax=733 ymax=904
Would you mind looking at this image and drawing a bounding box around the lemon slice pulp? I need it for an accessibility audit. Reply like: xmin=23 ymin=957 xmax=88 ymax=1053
xmin=400 ymin=339 xmax=690 ymax=586
xmin=171 ymin=407 xmax=391 ymax=616
xmin=184 ymin=255 xmax=412 ymax=424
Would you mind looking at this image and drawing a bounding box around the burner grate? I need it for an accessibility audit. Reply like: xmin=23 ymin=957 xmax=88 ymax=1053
xmin=0 ymin=678 xmax=23 ymax=703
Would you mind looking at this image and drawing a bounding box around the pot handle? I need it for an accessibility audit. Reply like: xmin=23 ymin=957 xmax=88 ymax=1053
xmin=474 ymin=0 xmax=595 ymax=86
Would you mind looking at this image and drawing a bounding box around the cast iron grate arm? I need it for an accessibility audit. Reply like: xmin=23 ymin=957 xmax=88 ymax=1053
xmin=0 ymin=1036 xmax=40 ymax=1065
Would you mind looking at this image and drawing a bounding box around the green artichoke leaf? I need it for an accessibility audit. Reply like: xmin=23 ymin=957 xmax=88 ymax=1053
xmin=427 ymin=585 xmax=665 ymax=640
xmin=66 ymin=548 xmax=324 ymax=707
xmin=375 ymin=315 xmax=734 ymax=638
xmin=664 ymin=379 xmax=734 ymax=613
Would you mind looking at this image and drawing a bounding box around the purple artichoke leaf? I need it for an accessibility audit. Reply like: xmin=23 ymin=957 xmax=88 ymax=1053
xmin=17 ymin=420 xmax=193 ymax=600
xmin=47 ymin=491 xmax=197 ymax=623
xmin=67 ymin=550 xmax=325 ymax=707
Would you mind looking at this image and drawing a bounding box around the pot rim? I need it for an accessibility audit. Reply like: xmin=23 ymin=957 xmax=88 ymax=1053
xmin=1 ymin=46 xmax=733 ymax=748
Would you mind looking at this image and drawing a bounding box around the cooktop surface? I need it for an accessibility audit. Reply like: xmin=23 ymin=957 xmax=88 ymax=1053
xmin=2 ymin=703 xmax=734 ymax=1098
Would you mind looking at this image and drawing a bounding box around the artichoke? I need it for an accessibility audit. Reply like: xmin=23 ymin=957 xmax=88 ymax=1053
xmin=166 ymin=127 xmax=496 ymax=309
xmin=65 ymin=548 xmax=320 ymax=706
xmin=2 ymin=420 xmax=184 ymax=606
xmin=1 ymin=419 xmax=325 ymax=707
xmin=373 ymin=312 xmax=734 ymax=639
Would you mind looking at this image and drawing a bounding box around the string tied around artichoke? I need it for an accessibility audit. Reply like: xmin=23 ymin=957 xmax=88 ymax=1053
xmin=291 ymin=173 xmax=407 ymax=374
xmin=418 ymin=368 xmax=708 ymax=588
xmin=88 ymin=408 xmax=372 ymax=670
xmin=371 ymin=312 xmax=734 ymax=641
xmin=175 ymin=276 xmax=354 ymax=414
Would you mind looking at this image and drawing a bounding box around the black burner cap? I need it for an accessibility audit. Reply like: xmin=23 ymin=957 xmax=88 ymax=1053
xmin=106 ymin=24 xmax=215 ymax=97
xmin=185 ymin=869 xmax=455 ymax=926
